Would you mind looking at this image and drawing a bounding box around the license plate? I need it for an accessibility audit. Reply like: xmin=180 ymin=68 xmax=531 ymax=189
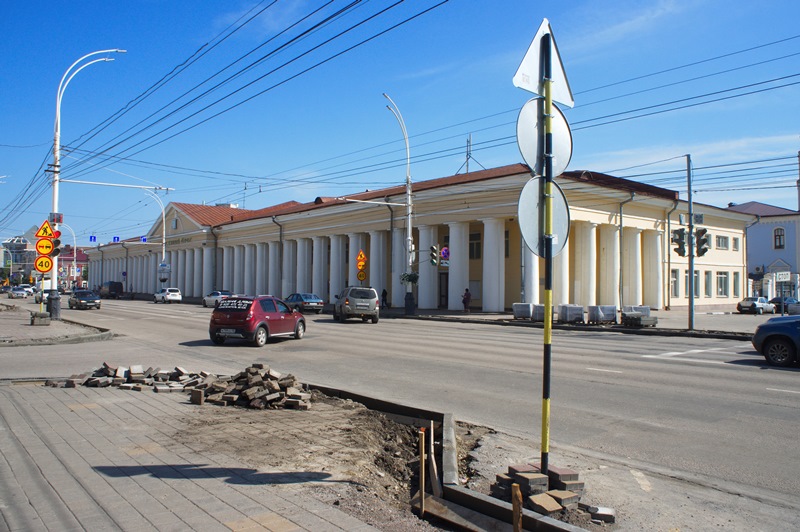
xmin=220 ymin=328 xmax=236 ymax=334
xmin=356 ymin=304 xmax=369 ymax=309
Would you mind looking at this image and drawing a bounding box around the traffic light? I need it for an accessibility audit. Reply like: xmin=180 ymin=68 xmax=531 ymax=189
xmin=49 ymin=238 xmax=62 ymax=257
xmin=429 ymin=245 xmax=439 ymax=266
xmin=671 ymin=228 xmax=687 ymax=257
xmin=696 ymin=227 xmax=710 ymax=257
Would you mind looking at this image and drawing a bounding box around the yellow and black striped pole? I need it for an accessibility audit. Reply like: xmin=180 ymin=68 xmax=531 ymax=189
xmin=540 ymin=32 xmax=554 ymax=475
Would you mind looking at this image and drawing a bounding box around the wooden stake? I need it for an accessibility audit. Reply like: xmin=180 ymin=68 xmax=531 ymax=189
xmin=512 ymin=483 xmax=522 ymax=531
xmin=428 ymin=420 xmax=442 ymax=497
xmin=419 ymin=428 xmax=426 ymax=517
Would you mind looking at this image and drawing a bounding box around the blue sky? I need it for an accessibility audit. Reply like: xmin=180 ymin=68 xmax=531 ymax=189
xmin=2 ymin=0 xmax=799 ymax=246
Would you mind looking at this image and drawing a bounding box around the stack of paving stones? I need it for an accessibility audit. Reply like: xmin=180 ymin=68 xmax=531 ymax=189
xmin=45 ymin=362 xmax=312 ymax=410
xmin=490 ymin=462 xmax=615 ymax=525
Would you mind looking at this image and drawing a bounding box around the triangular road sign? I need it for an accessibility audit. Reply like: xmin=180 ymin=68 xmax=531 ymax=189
xmin=35 ymin=220 xmax=55 ymax=239
xmin=356 ymin=249 xmax=367 ymax=262
xmin=513 ymin=18 xmax=574 ymax=108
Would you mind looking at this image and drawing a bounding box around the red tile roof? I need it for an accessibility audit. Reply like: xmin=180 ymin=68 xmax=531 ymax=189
xmin=726 ymin=201 xmax=797 ymax=217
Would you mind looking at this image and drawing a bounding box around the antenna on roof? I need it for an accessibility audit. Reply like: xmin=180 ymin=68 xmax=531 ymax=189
xmin=455 ymin=134 xmax=485 ymax=175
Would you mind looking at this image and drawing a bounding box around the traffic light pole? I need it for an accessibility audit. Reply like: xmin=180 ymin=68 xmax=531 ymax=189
xmin=686 ymin=155 xmax=695 ymax=330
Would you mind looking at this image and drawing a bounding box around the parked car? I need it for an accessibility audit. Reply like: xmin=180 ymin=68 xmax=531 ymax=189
xmin=737 ymin=297 xmax=775 ymax=315
xmin=19 ymin=284 xmax=34 ymax=295
xmin=202 ymin=290 xmax=233 ymax=308
xmin=99 ymin=281 xmax=124 ymax=299
xmin=8 ymin=287 xmax=28 ymax=299
xmin=333 ymin=286 xmax=380 ymax=323
xmin=154 ymin=287 xmax=182 ymax=303
xmin=0 ymin=285 xmax=11 ymax=294
xmin=285 ymin=293 xmax=324 ymax=314
xmin=68 ymin=290 xmax=101 ymax=310
xmin=208 ymin=295 xmax=305 ymax=346
xmin=752 ymin=316 xmax=800 ymax=367
xmin=769 ymin=296 xmax=799 ymax=313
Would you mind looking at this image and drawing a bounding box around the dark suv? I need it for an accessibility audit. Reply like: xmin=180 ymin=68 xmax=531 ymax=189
xmin=209 ymin=295 xmax=305 ymax=347
xmin=333 ymin=286 xmax=380 ymax=323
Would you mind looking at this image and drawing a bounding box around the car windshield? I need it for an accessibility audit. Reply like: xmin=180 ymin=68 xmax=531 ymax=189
xmin=302 ymin=294 xmax=319 ymax=300
xmin=743 ymin=298 xmax=758 ymax=302
xmin=349 ymin=289 xmax=376 ymax=299
xmin=75 ymin=291 xmax=92 ymax=297
xmin=216 ymin=298 xmax=253 ymax=311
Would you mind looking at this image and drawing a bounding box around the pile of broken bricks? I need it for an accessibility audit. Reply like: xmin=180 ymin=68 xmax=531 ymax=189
xmin=491 ymin=463 xmax=615 ymax=525
xmin=46 ymin=362 xmax=312 ymax=410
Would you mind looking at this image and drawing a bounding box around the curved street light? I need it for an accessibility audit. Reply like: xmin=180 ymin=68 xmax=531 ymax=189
xmin=50 ymin=48 xmax=125 ymax=316
xmin=383 ymin=93 xmax=414 ymax=314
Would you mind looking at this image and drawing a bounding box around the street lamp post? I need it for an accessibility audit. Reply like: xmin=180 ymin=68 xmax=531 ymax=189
xmin=50 ymin=48 xmax=125 ymax=318
xmin=145 ymin=190 xmax=167 ymax=290
xmin=383 ymin=93 xmax=415 ymax=315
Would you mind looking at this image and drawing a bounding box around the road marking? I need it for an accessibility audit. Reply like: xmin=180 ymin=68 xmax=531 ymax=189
xmin=585 ymin=368 xmax=622 ymax=373
xmin=643 ymin=346 xmax=732 ymax=364
xmin=767 ymin=388 xmax=800 ymax=395
xmin=630 ymin=469 xmax=652 ymax=492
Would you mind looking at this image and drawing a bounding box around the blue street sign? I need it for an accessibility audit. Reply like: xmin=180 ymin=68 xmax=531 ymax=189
xmin=141 ymin=236 xmax=147 ymax=243
xmin=113 ymin=236 xmax=120 ymax=243
xmin=89 ymin=235 xmax=97 ymax=243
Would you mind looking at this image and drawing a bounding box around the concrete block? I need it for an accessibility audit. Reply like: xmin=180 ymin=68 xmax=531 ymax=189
xmin=508 ymin=463 xmax=538 ymax=476
xmin=267 ymin=368 xmax=282 ymax=380
xmin=526 ymin=493 xmax=562 ymax=515
xmin=154 ymin=385 xmax=171 ymax=393
xmin=590 ymin=506 xmax=615 ymax=523
xmin=191 ymin=389 xmax=205 ymax=405
xmin=553 ymin=479 xmax=584 ymax=492
xmin=174 ymin=366 xmax=188 ymax=376
xmin=495 ymin=473 xmax=513 ymax=486
xmin=119 ymin=383 xmax=135 ymax=390
xmin=221 ymin=394 xmax=239 ymax=402
xmin=546 ymin=490 xmax=579 ymax=506
xmin=130 ymin=365 xmax=144 ymax=375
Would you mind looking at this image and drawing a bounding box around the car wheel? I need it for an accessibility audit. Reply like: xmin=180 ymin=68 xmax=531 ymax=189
xmin=763 ymin=338 xmax=796 ymax=367
xmin=371 ymin=315 xmax=379 ymax=324
xmin=96 ymin=304 xmax=101 ymax=310
xmin=202 ymin=300 xmax=208 ymax=308
xmin=757 ymin=307 xmax=763 ymax=315
xmin=315 ymin=309 xmax=322 ymax=314
xmin=339 ymin=311 xmax=347 ymax=323
xmin=295 ymin=321 xmax=305 ymax=339
xmin=253 ymin=326 xmax=268 ymax=347
xmin=362 ymin=317 xmax=369 ymax=322
xmin=153 ymin=297 xmax=158 ymax=303
xmin=210 ymin=334 xmax=225 ymax=345
xmin=771 ymin=307 xmax=776 ymax=314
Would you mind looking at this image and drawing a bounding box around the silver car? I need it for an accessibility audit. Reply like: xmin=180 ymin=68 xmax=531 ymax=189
xmin=202 ymin=290 xmax=233 ymax=308
xmin=736 ymin=297 xmax=775 ymax=315
xmin=333 ymin=287 xmax=379 ymax=324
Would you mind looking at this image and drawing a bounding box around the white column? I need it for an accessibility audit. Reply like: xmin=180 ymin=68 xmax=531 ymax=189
xmin=151 ymin=252 xmax=159 ymax=293
xmin=312 ymin=236 xmax=329 ymax=299
xmin=522 ymin=242 xmax=539 ymax=304
xmin=329 ymin=234 xmax=345 ymax=303
xmin=642 ymin=230 xmax=663 ymax=309
xmin=202 ymin=246 xmax=214 ymax=295
xmin=599 ymin=224 xmax=620 ymax=308
xmin=243 ymin=243 xmax=256 ymax=296
xmin=417 ymin=225 xmax=439 ymax=309
xmin=281 ymin=239 xmax=297 ymax=297
xmin=481 ymin=218 xmax=505 ymax=312
xmin=268 ymin=241 xmax=281 ymax=296
xmin=193 ymin=247 xmax=203 ymax=297
xmin=553 ymin=239 xmax=570 ymax=306
xmin=623 ymin=227 xmax=643 ymax=307
xmin=222 ymin=247 xmax=233 ymax=292
xmin=347 ymin=233 xmax=365 ymax=287
xmin=574 ymin=221 xmax=597 ymax=307
xmin=232 ymin=245 xmax=244 ymax=294
xmin=391 ymin=227 xmax=406 ymax=309
xmin=369 ymin=230 xmax=388 ymax=300
xmin=447 ymin=222 xmax=470 ymax=311
xmin=296 ymin=238 xmax=312 ymax=293
xmin=184 ymin=249 xmax=195 ymax=297
xmin=255 ymin=243 xmax=268 ymax=295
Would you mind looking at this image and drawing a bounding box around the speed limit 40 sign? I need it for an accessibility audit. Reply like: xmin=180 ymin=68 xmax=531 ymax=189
xmin=35 ymin=255 xmax=54 ymax=273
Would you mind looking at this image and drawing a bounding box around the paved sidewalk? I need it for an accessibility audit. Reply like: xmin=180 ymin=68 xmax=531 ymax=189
xmin=0 ymin=381 xmax=377 ymax=532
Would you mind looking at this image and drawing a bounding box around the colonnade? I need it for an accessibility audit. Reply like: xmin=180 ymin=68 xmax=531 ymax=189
xmin=86 ymin=219 xmax=664 ymax=310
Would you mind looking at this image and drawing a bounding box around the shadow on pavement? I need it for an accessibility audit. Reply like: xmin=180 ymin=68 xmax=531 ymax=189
xmin=93 ymin=464 xmax=358 ymax=486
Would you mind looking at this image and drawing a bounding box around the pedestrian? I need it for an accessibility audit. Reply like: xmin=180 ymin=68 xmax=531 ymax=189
xmin=381 ymin=288 xmax=388 ymax=308
xmin=462 ymin=288 xmax=471 ymax=313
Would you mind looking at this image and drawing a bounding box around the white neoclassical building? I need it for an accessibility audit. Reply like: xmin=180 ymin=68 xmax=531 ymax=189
xmin=84 ymin=164 xmax=754 ymax=311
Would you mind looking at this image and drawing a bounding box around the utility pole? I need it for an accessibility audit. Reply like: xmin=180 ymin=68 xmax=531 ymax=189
xmin=687 ymin=154 xmax=695 ymax=330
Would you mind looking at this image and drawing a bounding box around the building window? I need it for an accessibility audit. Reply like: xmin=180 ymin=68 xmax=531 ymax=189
xmin=171 ymin=218 xmax=178 ymax=230
xmin=715 ymin=236 xmax=729 ymax=250
xmin=774 ymin=228 xmax=785 ymax=249
xmin=732 ymin=237 xmax=739 ymax=251
xmin=704 ymin=271 xmax=712 ymax=297
xmin=716 ymin=271 xmax=730 ymax=297
xmin=469 ymin=232 xmax=481 ymax=260
xmin=671 ymin=269 xmax=679 ymax=298
xmin=684 ymin=270 xmax=699 ymax=298
xmin=733 ymin=271 xmax=740 ymax=298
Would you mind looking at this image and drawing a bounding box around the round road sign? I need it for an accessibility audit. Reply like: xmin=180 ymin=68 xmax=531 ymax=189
xmin=516 ymin=98 xmax=573 ymax=177
xmin=356 ymin=270 xmax=367 ymax=282
xmin=36 ymin=239 xmax=54 ymax=255
xmin=35 ymin=255 xmax=54 ymax=273
xmin=517 ymin=176 xmax=570 ymax=258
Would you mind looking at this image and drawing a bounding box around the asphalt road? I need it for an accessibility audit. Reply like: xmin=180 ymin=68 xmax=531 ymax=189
xmin=4 ymin=299 xmax=800 ymax=527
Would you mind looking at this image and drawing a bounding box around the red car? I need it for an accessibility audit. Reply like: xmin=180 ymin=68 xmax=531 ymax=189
xmin=209 ymin=295 xmax=306 ymax=347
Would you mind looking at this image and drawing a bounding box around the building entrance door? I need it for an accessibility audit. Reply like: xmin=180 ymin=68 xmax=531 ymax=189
xmin=438 ymin=272 xmax=448 ymax=308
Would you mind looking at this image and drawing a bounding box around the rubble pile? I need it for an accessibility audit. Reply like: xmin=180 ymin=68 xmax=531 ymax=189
xmin=45 ymin=362 xmax=312 ymax=410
